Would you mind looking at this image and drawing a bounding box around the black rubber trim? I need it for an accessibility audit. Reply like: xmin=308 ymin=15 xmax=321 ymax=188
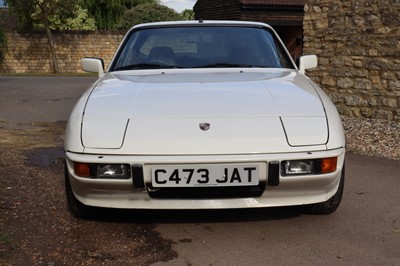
xmin=268 ymin=161 xmax=280 ymax=186
xmin=147 ymin=182 xmax=266 ymax=199
xmin=132 ymin=164 xmax=145 ymax=188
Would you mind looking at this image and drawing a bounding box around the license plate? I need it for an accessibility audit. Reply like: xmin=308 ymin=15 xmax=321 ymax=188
xmin=151 ymin=164 xmax=260 ymax=187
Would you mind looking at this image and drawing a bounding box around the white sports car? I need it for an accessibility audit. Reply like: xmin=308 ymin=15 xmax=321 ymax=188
xmin=64 ymin=21 xmax=346 ymax=218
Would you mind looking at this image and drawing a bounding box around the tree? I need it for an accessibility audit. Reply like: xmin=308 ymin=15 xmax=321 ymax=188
xmin=117 ymin=3 xmax=182 ymax=30
xmin=82 ymin=0 xmax=158 ymax=30
xmin=0 ymin=27 xmax=7 ymax=64
xmin=181 ymin=9 xmax=194 ymax=20
xmin=33 ymin=4 xmax=96 ymax=31
xmin=8 ymin=0 xmax=78 ymax=73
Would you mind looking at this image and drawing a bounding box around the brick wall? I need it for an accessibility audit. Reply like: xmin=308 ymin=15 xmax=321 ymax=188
xmin=0 ymin=32 xmax=124 ymax=73
xmin=303 ymin=0 xmax=400 ymax=120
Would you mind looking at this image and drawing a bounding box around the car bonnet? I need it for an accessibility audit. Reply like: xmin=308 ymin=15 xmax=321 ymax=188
xmin=80 ymin=69 xmax=328 ymax=153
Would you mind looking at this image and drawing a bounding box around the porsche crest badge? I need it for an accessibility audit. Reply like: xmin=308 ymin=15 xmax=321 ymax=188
xmin=199 ymin=123 xmax=210 ymax=131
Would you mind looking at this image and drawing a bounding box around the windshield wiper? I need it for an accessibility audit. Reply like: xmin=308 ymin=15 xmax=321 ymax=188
xmin=193 ymin=63 xmax=259 ymax=68
xmin=115 ymin=63 xmax=180 ymax=71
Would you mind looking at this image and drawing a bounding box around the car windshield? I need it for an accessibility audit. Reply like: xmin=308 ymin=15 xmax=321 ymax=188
xmin=111 ymin=26 xmax=295 ymax=71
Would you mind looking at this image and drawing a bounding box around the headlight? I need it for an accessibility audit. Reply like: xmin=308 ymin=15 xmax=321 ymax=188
xmin=281 ymin=157 xmax=337 ymax=176
xmin=284 ymin=160 xmax=313 ymax=175
xmin=73 ymin=162 xmax=131 ymax=179
xmin=98 ymin=164 xmax=130 ymax=178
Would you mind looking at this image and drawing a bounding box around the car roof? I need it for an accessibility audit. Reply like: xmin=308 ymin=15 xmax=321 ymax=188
xmin=130 ymin=20 xmax=274 ymax=31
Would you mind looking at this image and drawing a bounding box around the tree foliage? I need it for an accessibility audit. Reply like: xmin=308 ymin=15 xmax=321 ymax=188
xmin=7 ymin=0 xmax=35 ymax=32
xmin=82 ymin=0 xmax=158 ymax=30
xmin=117 ymin=3 xmax=182 ymax=30
xmin=8 ymin=0 xmax=78 ymax=32
xmin=181 ymin=9 xmax=194 ymax=20
xmin=0 ymin=26 xmax=7 ymax=63
xmin=8 ymin=0 xmax=80 ymax=73
xmin=33 ymin=4 xmax=96 ymax=31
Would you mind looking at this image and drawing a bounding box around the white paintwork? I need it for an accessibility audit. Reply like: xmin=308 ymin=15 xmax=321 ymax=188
xmin=65 ymin=147 xmax=345 ymax=209
xmin=65 ymin=20 xmax=346 ymax=210
xmin=79 ymin=69 xmax=328 ymax=153
xmin=299 ymin=55 xmax=318 ymax=74
xmin=281 ymin=116 xmax=328 ymax=146
xmin=81 ymin=58 xmax=104 ymax=77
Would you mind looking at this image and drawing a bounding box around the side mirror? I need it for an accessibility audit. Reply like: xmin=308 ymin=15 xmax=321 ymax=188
xmin=82 ymin=58 xmax=105 ymax=77
xmin=298 ymin=55 xmax=318 ymax=74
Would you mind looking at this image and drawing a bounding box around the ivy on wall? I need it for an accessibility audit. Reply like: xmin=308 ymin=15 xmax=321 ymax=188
xmin=0 ymin=26 xmax=7 ymax=63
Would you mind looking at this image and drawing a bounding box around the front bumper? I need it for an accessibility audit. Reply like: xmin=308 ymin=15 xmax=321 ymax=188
xmin=65 ymin=148 xmax=345 ymax=209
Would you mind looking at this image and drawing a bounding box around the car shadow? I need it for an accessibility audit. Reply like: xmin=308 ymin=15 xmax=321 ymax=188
xmin=86 ymin=205 xmax=304 ymax=224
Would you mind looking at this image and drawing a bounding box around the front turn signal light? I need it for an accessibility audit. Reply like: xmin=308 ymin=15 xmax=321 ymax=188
xmin=74 ymin=162 xmax=91 ymax=177
xmin=321 ymin=157 xmax=337 ymax=174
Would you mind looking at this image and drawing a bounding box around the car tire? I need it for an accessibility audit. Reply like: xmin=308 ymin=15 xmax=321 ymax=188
xmin=303 ymin=164 xmax=345 ymax=215
xmin=65 ymin=165 xmax=92 ymax=219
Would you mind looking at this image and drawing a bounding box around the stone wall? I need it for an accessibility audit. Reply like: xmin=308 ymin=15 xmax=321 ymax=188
xmin=0 ymin=32 xmax=124 ymax=73
xmin=303 ymin=0 xmax=400 ymax=120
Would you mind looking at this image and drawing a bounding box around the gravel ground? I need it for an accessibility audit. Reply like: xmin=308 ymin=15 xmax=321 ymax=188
xmin=0 ymin=123 xmax=177 ymax=265
xmin=342 ymin=116 xmax=400 ymax=161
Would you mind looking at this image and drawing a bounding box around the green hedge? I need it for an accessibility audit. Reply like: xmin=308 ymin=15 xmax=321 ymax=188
xmin=117 ymin=3 xmax=182 ymax=30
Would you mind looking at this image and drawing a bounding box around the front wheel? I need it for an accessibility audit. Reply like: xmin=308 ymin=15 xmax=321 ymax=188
xmin=303 ymin=165 xmax=345 ymax=215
